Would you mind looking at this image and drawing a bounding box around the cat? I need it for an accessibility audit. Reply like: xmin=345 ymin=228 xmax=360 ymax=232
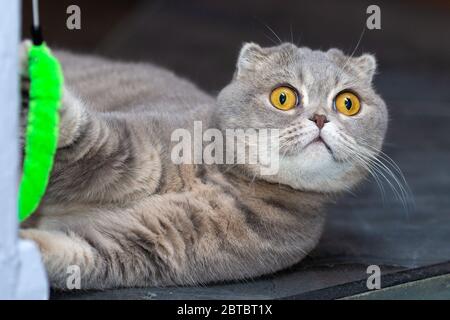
xmin=19 ymin=40 xmax=388 ymax=290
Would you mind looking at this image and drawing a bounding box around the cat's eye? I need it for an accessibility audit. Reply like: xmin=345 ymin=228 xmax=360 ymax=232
xmin=334 ymin=91 xmax=361 ymax=116
xmin=270 ymin=86 xmax=299 ymax=111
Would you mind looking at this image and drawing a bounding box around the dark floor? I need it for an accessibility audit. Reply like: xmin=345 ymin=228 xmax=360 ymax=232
xmin=25 ymin=0 xmax=450 ymax=299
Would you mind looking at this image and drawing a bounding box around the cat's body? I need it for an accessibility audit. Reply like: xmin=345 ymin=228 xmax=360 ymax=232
xmin=20 ymin=42 xmax=387 ymax=289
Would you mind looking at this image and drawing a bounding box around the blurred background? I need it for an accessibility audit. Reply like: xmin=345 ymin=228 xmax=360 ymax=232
xmin=22 ymin=0 xmax=450 ymax=298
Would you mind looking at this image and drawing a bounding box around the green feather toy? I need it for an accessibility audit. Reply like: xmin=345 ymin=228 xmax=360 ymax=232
xmin=18 ymin=0 xmax=63 ymax=222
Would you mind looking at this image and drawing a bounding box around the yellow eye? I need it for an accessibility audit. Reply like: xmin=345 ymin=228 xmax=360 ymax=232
xmin=334 ymin=91 xmax=361 ymax=116
xmin=270 ymin=86 xmax=298 ymax=111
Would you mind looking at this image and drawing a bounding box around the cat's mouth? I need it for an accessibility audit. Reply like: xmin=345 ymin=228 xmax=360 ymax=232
xmin=305 ymin=136 xmax=333 ymax=154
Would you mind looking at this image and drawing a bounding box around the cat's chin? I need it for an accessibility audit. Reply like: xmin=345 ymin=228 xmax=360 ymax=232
xmin=304 ymin=138 xmax=333 ymax=155
xmin=262 ymin=146 xmax=362 ymax=193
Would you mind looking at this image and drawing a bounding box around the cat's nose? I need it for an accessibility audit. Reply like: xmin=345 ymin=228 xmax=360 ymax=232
xmin=310 ymin=114 xmax=329 ymax=129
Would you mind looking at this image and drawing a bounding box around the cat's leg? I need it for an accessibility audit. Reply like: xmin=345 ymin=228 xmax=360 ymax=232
xmin=20 ymin=41 xmax=163 ymax=204
xmin=21 ymin=190 xmax=323 ymax=289
xmin=20 ymin=229 xmax=105 ymax=290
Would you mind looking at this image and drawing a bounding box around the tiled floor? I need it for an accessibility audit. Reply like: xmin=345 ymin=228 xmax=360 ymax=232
xmin=25 ymin=0 xmax=450 ymax=299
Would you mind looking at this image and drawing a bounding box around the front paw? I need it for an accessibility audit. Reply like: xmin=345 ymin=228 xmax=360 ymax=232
xmin=20 ymin=229 xmax=50 ymax=256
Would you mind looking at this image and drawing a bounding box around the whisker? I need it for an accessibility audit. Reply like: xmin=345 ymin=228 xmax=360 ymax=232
xmin=339 ymin=141 xmax=387 ymax=203
xmin=340 ymin=136 xmax=414 ymax=212
xmin=355 ymin=137 xmax=414 ymax=206
xmin=337 ymin=26 xmax=366 ymax=78
xmin=357 ymin=138 xmax=410 ymax=188
xmin=262 ymin=22 xmax=283 ymax=44
xmin=289 ymin=23 xmax=294 ymax=44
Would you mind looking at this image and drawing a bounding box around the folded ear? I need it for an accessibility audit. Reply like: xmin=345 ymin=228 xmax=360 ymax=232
xmin=352 ymin=54 xmax=377 ymax=82
xmin=236 ymin=42 xmax=268 ymax=79
xmin=327 ymin=49 xmax=377 ymax=83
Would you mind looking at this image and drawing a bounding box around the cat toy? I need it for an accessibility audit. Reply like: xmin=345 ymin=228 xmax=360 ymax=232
xmin=18 ymin=0 xmax=64 ymax=222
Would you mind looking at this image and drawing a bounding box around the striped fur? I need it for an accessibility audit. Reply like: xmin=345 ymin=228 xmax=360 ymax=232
xmin=20 ymin=42 xmax=387 ymax=289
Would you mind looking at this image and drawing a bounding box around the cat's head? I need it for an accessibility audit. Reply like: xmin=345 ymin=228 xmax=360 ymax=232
xmin=214 ymin=42 xmax=388 ymax=193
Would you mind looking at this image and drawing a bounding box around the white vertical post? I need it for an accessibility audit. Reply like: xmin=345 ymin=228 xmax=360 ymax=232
xmin=0 ymin=0 xmax=48 ymax=299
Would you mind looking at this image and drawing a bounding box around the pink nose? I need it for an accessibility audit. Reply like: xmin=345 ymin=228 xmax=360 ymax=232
xmin=310 ymin=114 xmax=329 ymax=129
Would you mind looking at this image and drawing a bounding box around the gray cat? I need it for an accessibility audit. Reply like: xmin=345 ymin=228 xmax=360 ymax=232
xmin=20 ymin=40 xmax=388 ymax=289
